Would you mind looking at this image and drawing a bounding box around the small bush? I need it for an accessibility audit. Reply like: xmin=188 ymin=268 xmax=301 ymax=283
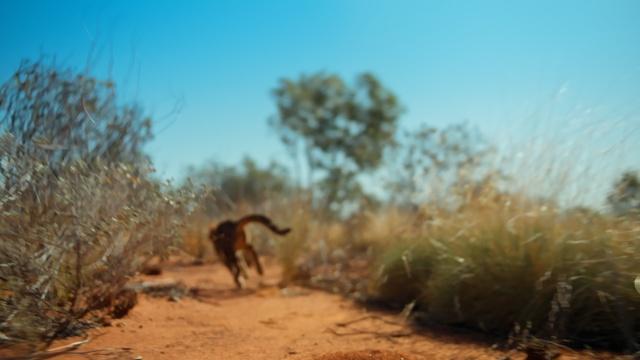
xmin=372 ymin=241 xmax=435 ymax=307
xmin=0 ymin=59 xmax=200 ymax=348
xmin=371 ymin=187 xmax=640 ymax=350
xmin=0 ymin=135 xmax=198 ymax=346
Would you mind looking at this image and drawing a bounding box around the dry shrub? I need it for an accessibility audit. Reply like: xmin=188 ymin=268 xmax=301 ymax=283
xmin=181 ymin=211 xmax=217 ymax=262
xmin=272 ymin=196 xmax=315 ymax=282
xmin=0 ymin=135 xmax=198 ymax=346
xmin=0 ymin=60 xmax=152 ymax=167
xmin=0 ymin=59 xmax=200 ymax=348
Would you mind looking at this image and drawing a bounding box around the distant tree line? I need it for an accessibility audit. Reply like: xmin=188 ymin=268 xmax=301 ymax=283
xmin=184 ymin=71 xmax=638 ymax=219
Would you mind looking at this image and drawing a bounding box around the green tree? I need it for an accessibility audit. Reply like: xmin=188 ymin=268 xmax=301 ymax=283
xmin=269 ymin=72 xmax=402 ymax=214
xmin=607 ymin=171 xmax=640 ymax=216
xmin=185 ymin=157 xmax=292 ymax=214
xmin=388 ymin=123 xmax=494 ymax=207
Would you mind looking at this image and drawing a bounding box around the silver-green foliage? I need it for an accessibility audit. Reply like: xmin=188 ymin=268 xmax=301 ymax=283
xmin=0 ymin=134 xmax=197 ymax=345
xmin=0 ymin=60 xmax=199 ymax=346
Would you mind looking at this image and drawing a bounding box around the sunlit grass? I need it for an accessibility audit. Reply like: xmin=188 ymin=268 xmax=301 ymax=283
xmin=370 ymin=184 xmax=640 ymax=349
xmin=238 ymin=165 xmax=640 ymax=350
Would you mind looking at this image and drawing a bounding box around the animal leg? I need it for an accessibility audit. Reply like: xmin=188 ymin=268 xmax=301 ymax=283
xmin=223 ymin=258 xmax=243 ymax=289
xmin=245 ymin=245 xmax=263 ymax=275
xmin=235 ymin=250 xmax=250 ymax=279
xmin=232 ymin=265 xmax=244 ymax=289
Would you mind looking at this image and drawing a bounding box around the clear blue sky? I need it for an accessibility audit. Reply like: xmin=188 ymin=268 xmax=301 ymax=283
xmin=1 ymin=0 xmax=639 ymax=207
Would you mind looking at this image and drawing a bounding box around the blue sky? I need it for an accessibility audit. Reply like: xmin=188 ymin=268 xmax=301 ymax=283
xmin=1 ymin=0 xmax=639 ymax=207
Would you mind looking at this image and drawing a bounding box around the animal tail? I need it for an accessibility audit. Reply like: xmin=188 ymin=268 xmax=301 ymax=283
xmin=236 ymin=214 xmax=291 ymax=235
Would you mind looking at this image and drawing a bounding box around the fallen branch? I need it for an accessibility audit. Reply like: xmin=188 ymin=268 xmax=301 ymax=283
xmin=3 ymin=337 xmax=91 ymax=360
xmin=328 ymin=314 xmax=414 ymax=343
xmin=325 ymin=327 xmax=412 ymax=343
xmin=336 ymin=314 xmax=405 ymax=328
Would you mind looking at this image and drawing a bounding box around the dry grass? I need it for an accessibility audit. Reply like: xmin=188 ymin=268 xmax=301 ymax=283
xmin=359 ymin=185 xmax=639 ymax=350
xmin=242 ymin=176 xmax=640 ymax=351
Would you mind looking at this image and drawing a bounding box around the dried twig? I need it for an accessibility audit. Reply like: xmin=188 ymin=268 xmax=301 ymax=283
xmin=3 ymin=337 xmax=91 ymax=360
xmin=336 ymin=314 xmax=405 ymax=327
xmin=328 ymin=314 xmax=414 ymax=343
xmin=326 ymin=327 xmax=412 ymax=343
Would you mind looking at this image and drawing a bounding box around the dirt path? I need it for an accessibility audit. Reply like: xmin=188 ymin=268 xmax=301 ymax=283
xmin=50 ymin=260 xmax=598 ymax=360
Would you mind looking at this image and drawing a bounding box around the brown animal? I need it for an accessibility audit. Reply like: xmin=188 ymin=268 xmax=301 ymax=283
xmin=209 ymin=214 xmax=291 ymax=288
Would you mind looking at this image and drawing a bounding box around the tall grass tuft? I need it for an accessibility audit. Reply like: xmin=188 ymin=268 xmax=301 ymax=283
xmin=372 ymin=183 xmax=640 ymax=350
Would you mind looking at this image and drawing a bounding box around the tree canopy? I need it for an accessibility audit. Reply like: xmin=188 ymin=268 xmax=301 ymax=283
xmin=388 ymin=123 xmax=494 ymax=207
xmin=269 ymin=72 xmax=402 ymax=214
xmin=607 ymin=170 xmax=640 ymax=216
xmin=185 ymin=157 xmax=292 ymax=214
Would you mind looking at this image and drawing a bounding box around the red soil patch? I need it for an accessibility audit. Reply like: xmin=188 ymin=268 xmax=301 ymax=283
xmin=42 ymin=259 xmax=611 ymax=360
xmin=313 ymin=349 xmax=414 ymax=360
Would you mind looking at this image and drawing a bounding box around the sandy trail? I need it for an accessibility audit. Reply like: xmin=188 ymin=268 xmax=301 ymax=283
xmin=49 ymin=260 xmax=590 ymax=360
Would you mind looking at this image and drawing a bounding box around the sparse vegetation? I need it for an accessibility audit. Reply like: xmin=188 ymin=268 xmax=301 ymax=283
xmin=0 ymin=60 xmax=199 ymax=348
xmin=1 ymin=58 xmax=638 ymax=355
xmin=233 ymin=162 xmax=640 ymax=351
xmin=370 ymin=184 xmax=640 ymax=350
xmin=180 ymin=157 xmax=295 ymax=261
xmin=174 ymin=70 xmax=640 ymax=352
xmin=269 ymin=91 xmax=639 ymax=352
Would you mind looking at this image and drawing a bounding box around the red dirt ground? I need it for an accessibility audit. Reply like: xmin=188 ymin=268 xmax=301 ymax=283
xmin=46 ymin=259 xmax=614 ymax=360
